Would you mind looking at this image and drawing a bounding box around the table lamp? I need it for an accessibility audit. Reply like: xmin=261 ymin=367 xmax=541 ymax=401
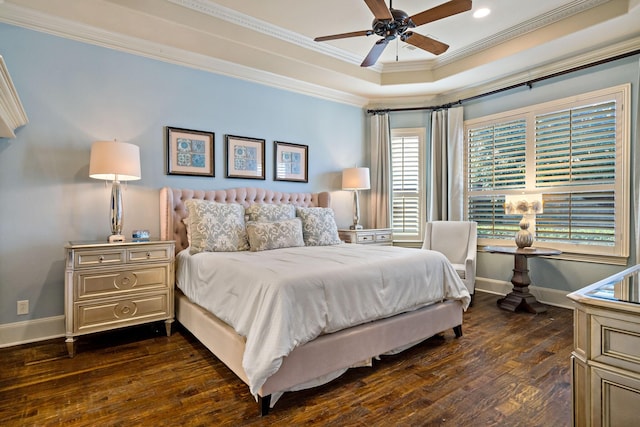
xmin=342 ymin=167 xmax=370 ymax=230
xmin=89 ymin=140 xmax=141 ymax=242
xmin=504 ymin=193 xmax=543 ymax=248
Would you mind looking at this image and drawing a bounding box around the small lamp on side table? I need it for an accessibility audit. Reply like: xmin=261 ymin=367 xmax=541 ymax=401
xmin=342 ymin=167 xmax=370 ymax=230
xmin=504 ymin=193 xmax=543 ymax=248
xmin=89 ymin=140 xmax=141 ymax=243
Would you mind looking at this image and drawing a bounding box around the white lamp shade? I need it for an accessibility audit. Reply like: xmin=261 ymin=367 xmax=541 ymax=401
xmin=504 ymin=193 xmax=543 ymax=215
xmin=342 ymin=167 xmax=370 ymax=190
xmin=89 ymin=141 xmax=141 ymax=181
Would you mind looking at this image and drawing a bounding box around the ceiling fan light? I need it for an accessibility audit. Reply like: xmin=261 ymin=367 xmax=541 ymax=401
xmin=473 ymin=8 xmax=491 ymax=19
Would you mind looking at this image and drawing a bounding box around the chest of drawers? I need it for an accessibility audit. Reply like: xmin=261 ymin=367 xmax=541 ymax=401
xmin=64 ymin=240 xmax=175 ymax=356
xmin=338 ymin=228 xmax=393 ymax=246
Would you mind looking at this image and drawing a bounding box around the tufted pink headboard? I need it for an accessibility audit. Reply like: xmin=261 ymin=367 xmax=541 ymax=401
xmin=160 ymin=187 xmax=331 ymax=253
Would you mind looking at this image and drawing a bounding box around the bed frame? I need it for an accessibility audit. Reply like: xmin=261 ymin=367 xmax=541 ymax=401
xmin=160 ymin=187 xmax=464 ymax=415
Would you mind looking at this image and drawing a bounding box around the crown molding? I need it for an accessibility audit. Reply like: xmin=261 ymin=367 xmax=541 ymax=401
xmin=168 ymin=0 xmax=612 ymax=75
xmin=368 ymin=35 xmax=640 ymax=109
xmin=382 ymin=0 xmax=612 ymax=73
xmin=167 ymin=0 xmax=384 ymax=71
xmin=0 ymin=2 xmax=369 ymax=107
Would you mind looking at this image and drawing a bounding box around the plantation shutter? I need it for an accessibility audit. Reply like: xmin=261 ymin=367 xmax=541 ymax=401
xmin=391 ymin=134 xmax=421 ymax=239
xmin=467 ymin=119 xmax=526 ymax=239
xmin=534 ymin=101 xmax=617 ymax=246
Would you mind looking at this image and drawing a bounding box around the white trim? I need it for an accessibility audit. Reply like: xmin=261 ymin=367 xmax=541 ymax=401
xmin=0 ymin=54 xmax=28 ymax=138
xmin=0 ymin=315 xmax=65 ymax=348
xmin=475 ymin=277 xmax=575 ymax=310
xmin=169 ymin=0 xmax=609 ymax=75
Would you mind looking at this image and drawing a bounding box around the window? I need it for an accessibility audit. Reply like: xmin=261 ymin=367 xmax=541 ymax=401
xmin=391 ymin=128 xmax=426 ymax=241
xmin=465 ymin=84 xmax=630 ymax=262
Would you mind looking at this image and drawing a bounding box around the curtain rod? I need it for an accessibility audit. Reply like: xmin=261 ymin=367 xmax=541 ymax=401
xmin=366 ymin=48 xmax=640 ymax=115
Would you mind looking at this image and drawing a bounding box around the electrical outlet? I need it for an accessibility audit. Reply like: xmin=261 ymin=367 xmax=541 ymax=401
xmin=17 ymin=300 xmax=29 ymax=315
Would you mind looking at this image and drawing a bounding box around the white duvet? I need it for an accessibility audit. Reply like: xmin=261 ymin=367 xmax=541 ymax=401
xmin=176 ymin=244 xmax=470 ymax=395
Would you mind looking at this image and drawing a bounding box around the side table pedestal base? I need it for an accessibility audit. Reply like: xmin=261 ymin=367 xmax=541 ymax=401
xmin=498 ymin=289 xmax=547 ymax=314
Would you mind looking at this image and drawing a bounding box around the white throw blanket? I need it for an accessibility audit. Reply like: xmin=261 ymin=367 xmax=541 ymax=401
xmin=176 ymin=244 xmax=470 ymax=395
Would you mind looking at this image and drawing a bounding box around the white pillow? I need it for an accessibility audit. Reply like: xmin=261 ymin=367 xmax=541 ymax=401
xmin=184 ymin=199 xmax=249 ymax=254
xmin=245 ymin=203 xmax=296 ymax=222
xmin=296 ymin=207 xmax=342 ymax=246
xmin=246 ymin=218 xmax=305 ymax=252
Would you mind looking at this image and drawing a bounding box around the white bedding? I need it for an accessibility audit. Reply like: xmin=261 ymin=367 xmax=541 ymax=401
xmin=176 ymin=244 xmax=470 ymax=395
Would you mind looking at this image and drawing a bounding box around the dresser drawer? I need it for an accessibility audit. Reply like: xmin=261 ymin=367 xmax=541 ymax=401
xmin=75 ymin=265 xmax=171 ymax=300
xmin=128 ymin=245 xmax=172 ymax=263
xmin=74 ymin=249 xmax=126 ymax=268
xmin=591 ymin=312 xmax=640 ymax=374
xmin=74 ymin=291 xmax=170 ymax=334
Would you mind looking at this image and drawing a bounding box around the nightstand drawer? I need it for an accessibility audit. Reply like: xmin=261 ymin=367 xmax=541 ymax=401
xmin=74 ymin=249 xmax=126 ymax=268
xmin=75 ymin=265 xmax=171 ymax=300
xmin=128 ymin=245 xmax=172 ymax=263
xmin=74 ymin=292 xmax=170 ymax=333
xmin=375 ymin=232 xmax=392 ymax=243
xmin=356 ymin=233 xmax=376 ymax=243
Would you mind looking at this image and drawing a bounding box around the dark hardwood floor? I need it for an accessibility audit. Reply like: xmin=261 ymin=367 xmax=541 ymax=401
xmin=0 ymin=292 xmax=573 ymax=426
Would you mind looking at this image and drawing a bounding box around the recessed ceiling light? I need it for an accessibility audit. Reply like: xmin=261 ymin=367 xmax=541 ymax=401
xmin=473 ymin=8 xmax=491 ymax=18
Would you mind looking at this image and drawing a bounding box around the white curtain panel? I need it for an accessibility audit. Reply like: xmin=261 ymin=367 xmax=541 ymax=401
xmin=369 ymin=113 xmax=391 ymax=228
xmin=428 ymin=106 xmax=464 ymax=221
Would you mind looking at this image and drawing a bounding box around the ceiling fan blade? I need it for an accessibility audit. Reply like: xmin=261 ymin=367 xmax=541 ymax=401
xmin=410 ymin=0 xmax=472 ymax=27
xmin=403 ymin=32 xmax=449 ymax=55
xmin=364 ymin=0 xmax=393 ymax=20
xmin=314 ymin=30 xmax=373 ymax=42
xmin=361 ymin=38 xmax=389 ymax=67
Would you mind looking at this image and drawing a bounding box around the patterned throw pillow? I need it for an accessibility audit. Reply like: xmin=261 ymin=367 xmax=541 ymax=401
xmin=296 ymin=207 xmax=342 ymax=246
xmin=184 ymin=199 xmax=249 ymax=254
xmin=245 ymin=203 xmax=296 ymax=222
xmin=246 ymin=218 xmax=305 ymax=252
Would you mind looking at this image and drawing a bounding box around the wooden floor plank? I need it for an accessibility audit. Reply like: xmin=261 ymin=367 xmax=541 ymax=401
xmin=0 ymin=292 xmax=573 ymax=426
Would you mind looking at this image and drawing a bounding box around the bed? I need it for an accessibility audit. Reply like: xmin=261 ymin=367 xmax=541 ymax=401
xmin=160 ymin=186 xmax=470 ymax=415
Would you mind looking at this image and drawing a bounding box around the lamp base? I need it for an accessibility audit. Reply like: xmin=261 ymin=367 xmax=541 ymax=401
xmin=515 ymin=215 xmax=533 ymax=248
xmin=350 ymin=224 xmax=364 ymax=230
xmin=108 ymin=234 xmax=125 ymax=243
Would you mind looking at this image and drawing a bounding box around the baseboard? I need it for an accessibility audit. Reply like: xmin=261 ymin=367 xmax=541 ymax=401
xmin=475 ymin=277 xmax=575 ymax=310
xmin=0 ymin=315 xmax=65 ymax=348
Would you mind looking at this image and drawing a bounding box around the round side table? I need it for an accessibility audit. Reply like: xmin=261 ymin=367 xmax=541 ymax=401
xmin=484 ymin=245 xmax=561 ymax=314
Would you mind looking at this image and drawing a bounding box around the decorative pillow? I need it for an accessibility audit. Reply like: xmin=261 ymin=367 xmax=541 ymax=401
xmin=296 ymin=207 xmax=342 ymax=246
xmin=246 ymin=218 xmax=305 ymax=252
xmin=245 ymin=203 xmax=296 ymax=222
xmin=184 ymin=199 xmax=249 ymax=254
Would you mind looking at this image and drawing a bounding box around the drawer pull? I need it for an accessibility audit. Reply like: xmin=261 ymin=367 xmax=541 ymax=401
xmin=114 ymin=301 xmax=137 ymax=318
xmin=146 ymin=252 xmax=151 ymax=259
xmin=114 ymin=272 xmax=137 ymax=290
xmin=98 ymin=256 xmax=105 ymax=263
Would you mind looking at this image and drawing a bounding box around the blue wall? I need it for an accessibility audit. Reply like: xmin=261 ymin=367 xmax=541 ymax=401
xmin=0 ymin=23 xmax=366 ymax=324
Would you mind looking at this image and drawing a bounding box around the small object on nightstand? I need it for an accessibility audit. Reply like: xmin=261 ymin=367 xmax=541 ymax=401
xmin=339 ymin=228 xmax=393 ymax=246
xmin=63 ymin=239 xmax=175 ymax=357
xmin=132 ymin=229 xmax=150 ymax=240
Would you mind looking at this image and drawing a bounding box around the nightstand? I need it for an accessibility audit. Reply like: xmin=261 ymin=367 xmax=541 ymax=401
xmin=64 ymin=239 xmax=175 ymax=357
xmin=338 ymin=228 xmax=393 ymax=246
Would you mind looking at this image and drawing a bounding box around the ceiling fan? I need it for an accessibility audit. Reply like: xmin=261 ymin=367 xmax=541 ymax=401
xmin=314 ymin=0 xmax=473 ymax=67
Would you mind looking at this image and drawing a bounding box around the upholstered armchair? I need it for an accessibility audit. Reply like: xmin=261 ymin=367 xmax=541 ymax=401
xmin=422 ymin=221 xmax=477 ymax=303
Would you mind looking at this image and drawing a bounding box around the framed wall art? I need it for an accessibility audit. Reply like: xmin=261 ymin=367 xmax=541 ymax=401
xmin=166 ymin=127 xmax=215 ymax=177
xmin=274 ymin=141 xmax=308 ymax=183
xmin=225 ymin=135 xmax=265 ymax=180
